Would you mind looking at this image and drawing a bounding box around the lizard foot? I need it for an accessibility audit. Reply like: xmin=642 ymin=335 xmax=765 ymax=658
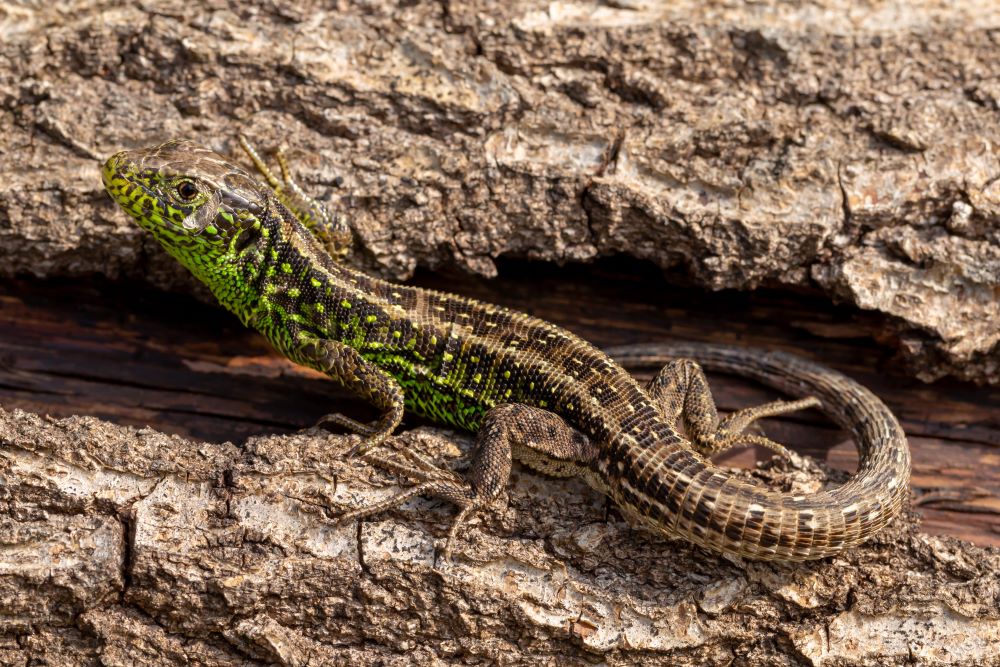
xmin=712 ymin=397 xmax=821 ymax=460
xmin=315 ymin=412 xmax=398 ymax=457
xmin=645 ymin=357 xmax=821 ymax=460
xmin=336 ymin=450 xmax=489 ymax=561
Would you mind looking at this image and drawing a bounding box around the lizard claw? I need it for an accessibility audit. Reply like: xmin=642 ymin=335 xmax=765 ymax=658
xmin=316 ymin=412 xmax=397 ymax=457
xmin=434 ymin=503 xmax=480 ymax=567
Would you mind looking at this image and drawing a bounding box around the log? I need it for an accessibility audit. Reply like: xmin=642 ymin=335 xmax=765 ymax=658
xmin=1 ymin=267 xmax=999 ymax=665
xmin=2 ymin=406 xmax=999 ymax=666
xmin=1 ymin=1 xmax=998 ymax=383
xmin=1 ymin=1 xmax=999 ymax=664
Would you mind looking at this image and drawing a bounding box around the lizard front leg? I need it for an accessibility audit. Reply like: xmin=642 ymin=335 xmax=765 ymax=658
xmin=239 ymin=135 xmax=354 ymax=260
xmin=646 ymin=358 xmax=820 ymax=458
xmin=294 ymin=331 xmax=404 ymax=455
xmin=339 ymin=403 xmax=598 ymax=558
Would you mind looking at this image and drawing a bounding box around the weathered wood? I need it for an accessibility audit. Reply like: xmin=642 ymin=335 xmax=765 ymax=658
xmin=3 ymin=275 xmax=1000 ymax=665
xmin=1 ymin=1 xmax=999 ymax=384
xmin=2 ymin=0 xmax=1000 ymax=663
xmin=2 ymin=396 xmax=999 ymax=666
xmin=1 ymin=260 xmax=997 ymax=552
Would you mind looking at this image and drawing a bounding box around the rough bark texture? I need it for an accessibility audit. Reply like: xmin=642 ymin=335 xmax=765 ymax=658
xmin=2 ymin=1 xmax=1000 ymax=665
xmin=1 ymin=1 xmax=999 ymax=383
xmin=2 ymin=407 xmax=999 ymax=666
xmin=0 ymin=280 xmax=997 ymax=667
xmin=2 ymin=268 xmax=998 ymax=544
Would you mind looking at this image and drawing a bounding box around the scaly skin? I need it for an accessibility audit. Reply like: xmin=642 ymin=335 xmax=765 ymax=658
xmin=101 ymin=139 xmax=911 ymax=561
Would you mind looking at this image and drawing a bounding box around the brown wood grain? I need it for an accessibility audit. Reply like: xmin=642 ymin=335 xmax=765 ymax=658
xmin=0 ymin=259 xmax=996 ymax=546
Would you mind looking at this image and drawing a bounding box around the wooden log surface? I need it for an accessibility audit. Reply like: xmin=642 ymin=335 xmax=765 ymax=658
xmin=2 ymin=0 xmax=1000 ymax=661
xmin=2 ymin=261 xmax=999 ymax=666
xmin=1 ymin=259 xmax=997 ymax=548
xmin=2 ymin=0 xmax=999 ymax=385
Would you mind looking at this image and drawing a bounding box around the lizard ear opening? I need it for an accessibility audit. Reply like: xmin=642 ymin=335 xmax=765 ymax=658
xmin=233 ymin=224 xmax=260 ymax=253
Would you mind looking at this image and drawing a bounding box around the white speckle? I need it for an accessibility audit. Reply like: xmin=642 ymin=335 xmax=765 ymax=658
xmin=748 ymin=503 xmax=765 ymax=514
xmin=843 ymin=503 xmax=859 ymax=515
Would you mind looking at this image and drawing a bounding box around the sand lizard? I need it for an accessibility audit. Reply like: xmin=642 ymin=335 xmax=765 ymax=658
xmin=101 ymin=138 xmax=911 ymax=561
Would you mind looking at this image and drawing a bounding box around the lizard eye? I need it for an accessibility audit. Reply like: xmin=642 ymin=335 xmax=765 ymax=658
xmin=176 ymin=180 xmax=199 ymax=201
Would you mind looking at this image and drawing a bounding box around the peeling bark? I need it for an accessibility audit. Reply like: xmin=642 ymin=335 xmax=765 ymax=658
xmin=1 ymin=408 xmax=998 ymax=666
xmin=1 ymin=1 xmax=998 ymax=382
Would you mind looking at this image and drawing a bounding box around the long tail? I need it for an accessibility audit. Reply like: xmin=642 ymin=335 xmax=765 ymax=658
xmin=605 ymin=343 xmax=911 ymax=561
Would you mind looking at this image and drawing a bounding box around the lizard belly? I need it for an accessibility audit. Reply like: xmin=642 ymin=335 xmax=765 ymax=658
xmin=393 ymin=367 xmax=491 ymax=431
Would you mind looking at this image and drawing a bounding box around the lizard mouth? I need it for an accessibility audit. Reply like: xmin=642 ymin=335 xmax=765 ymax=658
xmin=101 ymin=152 xmax=129 ymax=200
xmin=101 ymin=151 xmax=188 ymax=235
xmin=102 ymin=151 xmax=153 ymax=218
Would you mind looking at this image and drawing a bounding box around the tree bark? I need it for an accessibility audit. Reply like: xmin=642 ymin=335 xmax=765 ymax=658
xmin=1 ymin=0 xmax=998 ymax=383
xmin=2 ymin=1 xmax=999 ymax=664
xmin=2 ymin=407 xmax=998 ymax=666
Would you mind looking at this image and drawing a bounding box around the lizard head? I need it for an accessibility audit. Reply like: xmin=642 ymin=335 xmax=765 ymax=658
xmin=102 ymin=140 xmax=270 ymax=309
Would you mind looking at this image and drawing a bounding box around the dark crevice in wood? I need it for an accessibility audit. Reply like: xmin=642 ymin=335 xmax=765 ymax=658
xmin=0 ymin=263 xmax=997 ymax=548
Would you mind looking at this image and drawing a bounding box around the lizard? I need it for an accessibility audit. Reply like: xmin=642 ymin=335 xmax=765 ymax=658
xmin=100 ymin=137 xmax=911 ymax=562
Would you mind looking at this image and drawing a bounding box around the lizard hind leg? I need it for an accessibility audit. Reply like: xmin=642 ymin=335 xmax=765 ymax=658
xmin=647 ymin=358 xmax=820 ymax=459
xmin=336 ymin=403 xmax=598 ymax=561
